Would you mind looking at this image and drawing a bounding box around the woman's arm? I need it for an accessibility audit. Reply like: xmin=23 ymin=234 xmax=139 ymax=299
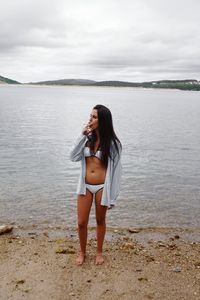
xmin=69 ymin=123 xmax=93 ymax=162
xmin=69 ymin=134 xmax=87 ymax=162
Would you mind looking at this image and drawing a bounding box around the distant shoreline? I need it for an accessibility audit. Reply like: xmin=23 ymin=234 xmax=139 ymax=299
xmin=0 ymin=83 xmax=199 ymax=92
xmin=1 ymin=74 xmax=200 ymax=91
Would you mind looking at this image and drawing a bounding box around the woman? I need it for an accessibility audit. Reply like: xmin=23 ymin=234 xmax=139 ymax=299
xmin=70 ymin=104 xmax=122 ymax=265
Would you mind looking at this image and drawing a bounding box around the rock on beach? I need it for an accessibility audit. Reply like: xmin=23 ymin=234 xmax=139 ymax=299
xmin=0 ymin=225 xmax=13 ymax=235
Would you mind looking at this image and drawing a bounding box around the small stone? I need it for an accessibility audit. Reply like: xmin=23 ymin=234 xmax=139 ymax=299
xmin=16 ymin=279 xmax=25 ymax=284
xmin=157 ymin=242 xmax=166 ymax=247
xmin=194 ymin=261 xmax=200 ymax=267
xmin=66 ymin=249 xmax=75 ymax=254
xmin=146 ymin=293 xmax=154 ymax=299
xmin=173 ymin=266 xmax=182 ymax=272
xmin=136 ymin=268 xmax=142 ymax=272
xmin=128 ymin=228 xmax=140 ymax=233
xmin=0 ymin=225 xmax=13 ymax=235
xmin=168 ymin=244 xmax=177 ymax=250
xmin=122 ymin=242 xmax=135 ymax=250
xmin=138 ymin=277 xmax=148 ymax=282
xmin=146 ymin=256 xmax=155 ymax=262
xmin=174 ymin=234 xmax=180 ymax=239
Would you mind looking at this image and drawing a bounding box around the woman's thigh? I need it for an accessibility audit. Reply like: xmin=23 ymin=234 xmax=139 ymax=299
xmin=77 ymin=189 xmax=93 ymax=225
xmin=95 ymin=189 xmax=107 ymax=223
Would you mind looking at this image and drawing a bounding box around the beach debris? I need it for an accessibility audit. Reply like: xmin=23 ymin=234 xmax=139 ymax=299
xmin=138 ymin=277 xmax=148 ymax=282
xmin=135 ymin=268 xmax=142 ymax=272
xmin=121 ymin=242 xmax=135 ymax=250
xmin=173 ymin=266 xmax=182 ymax=272
xmin=145 ymin=255 xmax=155 ymax=262
xmin=55 ymin=247 xmax=75 ymax=254
xmin=169 ymin=235 xmax=180 ymax=241
xmin=157 ymin=241 xmax=166 ymax=247
xmin=146 ymin=293 xmax=154 ymax=299
xmin=55 ymin=247 xmax=67 ymax=254
xmin=194 ymin=261 xmax=200 ymax=268
xmin=167 ymin=243 xmax=178 ymax=250
xmin=28 ymin=232 xmax=37 ymax=236
xmin=66 ymin=249 xmax=76 ymax=254
xmin=122 ymin=236 xmax=130 ymax=241
xmin=16 ymin=279 xmax=25 ymax=285
xmin=56 ymin=238 xmax=66 ymax=244
xmin=174 ymin=234 xmax=180 ymax=239
xmin=128 ymin=228 xmax=140 ymax=234
xmin=0 ymin=225 xmax=13 ymax=235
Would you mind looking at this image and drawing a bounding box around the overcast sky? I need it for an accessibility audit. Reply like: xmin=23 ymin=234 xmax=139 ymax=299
xmin=0 ymin=0 xmax=200 ymax=83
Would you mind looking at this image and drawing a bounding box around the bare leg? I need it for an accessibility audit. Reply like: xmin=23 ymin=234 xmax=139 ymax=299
xmin=76 ymin=189 xmax=93 ymax=265
xmin=95 ymin=189 xmax=107 ymax=265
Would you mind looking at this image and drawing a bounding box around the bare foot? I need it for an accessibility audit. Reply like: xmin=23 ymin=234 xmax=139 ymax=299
xmin=95 ymin=253 xmax=104 ymax=265
xmin=76 ymin=253 xmax=86 ymax=266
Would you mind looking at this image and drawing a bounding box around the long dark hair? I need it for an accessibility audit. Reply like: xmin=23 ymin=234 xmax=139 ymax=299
xmin=90 ymin=104 xmax=121 ymax=168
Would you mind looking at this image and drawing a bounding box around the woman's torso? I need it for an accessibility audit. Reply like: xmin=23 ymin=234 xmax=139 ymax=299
xmin=84 ymin=141 xmax=107 ymax=184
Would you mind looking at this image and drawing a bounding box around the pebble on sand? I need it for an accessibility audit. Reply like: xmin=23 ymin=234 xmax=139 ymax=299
xmin=0 ymin=225 xmax=13 ymax=235
xmin=128 ymin=228 xmax=141 ymax=233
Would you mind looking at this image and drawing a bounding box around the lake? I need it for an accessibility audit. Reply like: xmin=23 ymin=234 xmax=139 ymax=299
xmin=0 ymin=85 xmax=199 ymax=228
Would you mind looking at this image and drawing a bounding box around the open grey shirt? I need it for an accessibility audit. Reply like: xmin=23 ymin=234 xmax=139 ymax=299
xmin=69 ymin=134 xmax=122 ymax=207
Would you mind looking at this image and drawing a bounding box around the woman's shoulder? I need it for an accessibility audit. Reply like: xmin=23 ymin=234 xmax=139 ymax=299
xmin=111 ymin=139 xmax=122 ymax=155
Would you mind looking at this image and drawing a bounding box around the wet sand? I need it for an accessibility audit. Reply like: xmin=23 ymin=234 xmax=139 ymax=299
xmin=0 ymin=225 xmax=200 ymax=300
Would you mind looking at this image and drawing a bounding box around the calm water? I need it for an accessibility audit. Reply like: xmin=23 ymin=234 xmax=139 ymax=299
xmin=0 ymin=85 xmax=200 ymax=228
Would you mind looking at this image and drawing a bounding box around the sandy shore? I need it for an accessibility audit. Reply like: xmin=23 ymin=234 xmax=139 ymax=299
xmin=0 ymin=225 xmax=200 ymax=300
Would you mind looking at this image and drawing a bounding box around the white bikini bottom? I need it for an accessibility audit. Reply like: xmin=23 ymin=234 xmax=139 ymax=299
xmin=85 ymin=183 xmax=104 ymax=195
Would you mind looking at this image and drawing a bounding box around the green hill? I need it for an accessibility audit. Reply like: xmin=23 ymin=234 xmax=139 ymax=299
xmin=0 ymin=75 xmax=20 ymax=84
xmin=29 ymin=79 xmax=96 ymax=85
xmin=31 ymin=78 xmax=200 ymax=91
xmin=1 ymin=75 xmax=200 ymax=91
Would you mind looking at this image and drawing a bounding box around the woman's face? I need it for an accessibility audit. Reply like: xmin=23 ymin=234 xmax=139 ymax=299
xmin=89 ymin=109 xmax=99 ymax=130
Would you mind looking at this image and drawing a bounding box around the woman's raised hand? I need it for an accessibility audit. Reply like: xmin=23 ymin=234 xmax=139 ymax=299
xmin=82 ymin=123 xmax=92 ymax=136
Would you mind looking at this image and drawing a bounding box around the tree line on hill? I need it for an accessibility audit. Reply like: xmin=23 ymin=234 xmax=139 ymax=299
xmin=0 ymin=75 xmax=200 ymax=91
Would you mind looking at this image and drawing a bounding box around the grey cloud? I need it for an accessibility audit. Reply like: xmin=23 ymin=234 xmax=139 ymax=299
xmin=0 ymin=0 xmax=200 ymax=82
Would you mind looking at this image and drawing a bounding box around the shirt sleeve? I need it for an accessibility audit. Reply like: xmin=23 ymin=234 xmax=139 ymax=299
xmin=69 ymin=134 xmax=87 ymax=162
xmin=110 ymin=143 xmax=122 ymax=202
